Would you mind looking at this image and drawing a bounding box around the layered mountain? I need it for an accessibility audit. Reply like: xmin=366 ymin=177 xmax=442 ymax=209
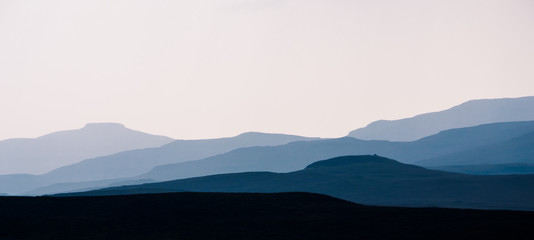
xmin=348 ymin=96 xmax=534 ymax=141
xmin=0 ymin=123 xmax=173 ymax=175
xmin=0 ymin=132 xmax=315 ymax=195
xmin=10 ymin=120 xmax=534 ymax=195
xmin=70 ymin=155 xmax=534 ymax=211
xmin=416 ymin=131 xmax=534 ymax=166
xmin=137 ymin=121 xmax=534 ymax=182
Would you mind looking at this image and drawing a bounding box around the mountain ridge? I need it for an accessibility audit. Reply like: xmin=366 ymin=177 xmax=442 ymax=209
xmin=0 ymin=123 xmax=173 ymax=175
xmin=64 ymin=155 xmax=534 ymax=211
xmin=0 ymin=132 xmax=316 ymax=195
xmin=348 ymin=96 xmax=534 ymax=141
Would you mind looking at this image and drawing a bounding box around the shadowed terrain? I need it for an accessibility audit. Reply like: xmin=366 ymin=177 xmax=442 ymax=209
xmin=66 ymin=155 xmax=534 ymax=211
xmin=1 ymin=192 xmax=534 ymax=240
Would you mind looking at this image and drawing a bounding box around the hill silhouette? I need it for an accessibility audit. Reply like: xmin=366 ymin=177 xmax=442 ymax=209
xmin=429 ymin=163 xmax=534 ymax=175
xmin=348 ymin=96 xmax=534 ymax=141
xmin=7 ymin=121 xmax=534 ymax=195
xmin=21 ymin=121 xmax=534 ymax=195
xmin=0 ymin=132 xmax=315 ymax=195
xmin=2 ymin=192 xmax=533 ymax=239
xmin=137 ymin=121 xmax=534 ymax=183
xmin=417 ymin=131 xmax=534 ymax=166
xmin=67 ymin=155 xmax=534 ymax=211
xmin=0 ymin=123 xmax=173 ymax=175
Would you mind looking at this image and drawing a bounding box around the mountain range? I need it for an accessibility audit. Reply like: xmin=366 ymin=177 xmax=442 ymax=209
xmin=136 ymin=120 xmax=534 ymax=183
xmin=348 ymin=96 xmax=534 ymax=141
xmin=12 ymin=119 xmax=534 ymax=196
xmin=0 ymin=132 xmax=316 ymax=195
xmin=416 ymin=130 xmax=534 ymax=166
xmin=65 ymin=155 xmax=534 ymax=211
xmin=1 ymin=96 xmax=534 ymax=200
xmin=0 ymin=123 xmax=173 ymax=175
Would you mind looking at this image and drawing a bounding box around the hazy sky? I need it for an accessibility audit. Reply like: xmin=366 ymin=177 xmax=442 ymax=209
xmin=1 ymin=0 xmax=533 ymax=140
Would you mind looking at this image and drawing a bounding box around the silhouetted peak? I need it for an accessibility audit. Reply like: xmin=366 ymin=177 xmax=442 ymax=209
xmin=82 ymin=123 xmax=126 ymax=130
xmin=236 ymin=132 xmax=269 ymax=137
xmin=305 ymin=155 xmax=397 ymax=169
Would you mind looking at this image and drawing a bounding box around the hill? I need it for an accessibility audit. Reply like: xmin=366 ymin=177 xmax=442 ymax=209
xmin=70 ymin=155 xmax=534 ymax=211
xmin=348 ymin=96 xmax=534 ymax=141
xmin=2 ymin=192 xmax=533 ymax=239
xmin=138 ymin=121 xmax=534 ymax=182
xmin=0 ymin=123 xmax=173 ymax=175
xmin=417 ymin=131 xmax=534 ymax=166
xmin=12 ymin=121 xmax=534 ymax=195
xmin=429 ymin=163 xmax=534 ymax=175
xmin=0 ymin=132 xmax=315 ymax=195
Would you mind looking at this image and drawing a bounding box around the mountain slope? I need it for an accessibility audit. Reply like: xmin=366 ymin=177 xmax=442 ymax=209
xmin=0 ymin=132 xmax=315 ymax=195
xmin=417 ymin=131 xmax=534 ymax=166
xmin=348 ymin=96 xmax=534 ymax=141
xmin=0 ymin=123 xmax=173 ymax=175
xmin=428 ymin=163 xmax=534 ymax=175
xmin=13 ymin=120 xmax=534 ymax=195
xmin=139 ymin=121 xmax=534 ymax=182
xmin=3 ymin=192 xmax=534 ymax=240
xmin=72 ymin=155 xmax=534 ymax=211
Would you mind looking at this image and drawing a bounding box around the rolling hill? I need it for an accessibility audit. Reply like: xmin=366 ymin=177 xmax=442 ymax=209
xmin=138 ymin=121 xmax=534 ymax=182
xmin=68 ymin=155 xmax=534 ymax=211
xmin=348 ymin=96 xmax=534 ymax=141
xmin=417 ymin=131 xmax=534 ymax=166
xmin=0 ymin=132 xmax=315 ymax=195
xmin=428 ymin=163 xmax=534 ymax=175
xmin=0 ymin=123 xmax=173 ymax=175
xmin=11 ymin=121 xmax=534 ymax=196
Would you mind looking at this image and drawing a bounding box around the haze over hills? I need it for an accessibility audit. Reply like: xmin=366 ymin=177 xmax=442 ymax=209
xmin=429 ymin=163 xmax=534 ymax=175
xmin=137 ymin=121 xmax=534 ymax=183
xmin=67 ymin=155 xmax=534 ymax=211
xmin=0 ymin=132 xmax=316 ymax=195
xmin=0 ymin=123 xmax=173 ymax=175
xmin=7 ymin=120 xmax=534 ymax=196
xmin=417 ymin=131 xmax=534 ymax=167
xmin=348 ymin=96 xmax=534 ymax=141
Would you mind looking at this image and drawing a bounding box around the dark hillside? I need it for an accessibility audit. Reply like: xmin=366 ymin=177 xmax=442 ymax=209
xmin=1 ymin=192 xmax=533 ymax=240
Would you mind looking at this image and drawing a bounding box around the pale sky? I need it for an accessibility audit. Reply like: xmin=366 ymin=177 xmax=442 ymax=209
xmin=1 ymin=0 xmax=533 ymax=140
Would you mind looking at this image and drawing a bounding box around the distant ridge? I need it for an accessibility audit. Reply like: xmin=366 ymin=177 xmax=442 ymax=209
xmin=0 ymin=123 xmax=173 ymax=175
xmin=135 ymin=121 xmax=534 ymax=183
xmin=417 ymin=131 xmax=534 ymax=166
xmin=0 ymin=132 xmax=316 ymax=195
xmin=348 ymin=96 xmax=534 ymax=141
xmin=21 ymin=120 xmax=534 ymax=196
xmin=82 ymin=122 xmax=126 ymax=129
xmin=66 ymin=155 xmax=534 ymax=211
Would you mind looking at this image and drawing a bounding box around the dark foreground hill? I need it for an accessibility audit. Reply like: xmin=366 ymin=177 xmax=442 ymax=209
xmin=1 ymin=192 xmax=534 ymax=240
xmin=72 ymin=155 xmax=534 ymax=211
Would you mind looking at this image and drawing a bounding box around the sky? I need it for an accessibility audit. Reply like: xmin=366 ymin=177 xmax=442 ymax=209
xmin=1 ymin=0 xmax=533 ymax=140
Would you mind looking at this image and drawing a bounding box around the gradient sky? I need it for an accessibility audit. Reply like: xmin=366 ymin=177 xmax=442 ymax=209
xmin=1 ymin=0 xmax=533 ymax=140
